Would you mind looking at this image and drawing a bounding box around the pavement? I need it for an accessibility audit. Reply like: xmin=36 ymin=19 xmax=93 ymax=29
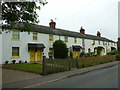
xmin=2 ymin=61 xmax=119 ymax=88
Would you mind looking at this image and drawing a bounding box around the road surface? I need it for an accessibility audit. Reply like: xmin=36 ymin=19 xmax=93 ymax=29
xmin=34 ymin=65 xmax=118 ymax=88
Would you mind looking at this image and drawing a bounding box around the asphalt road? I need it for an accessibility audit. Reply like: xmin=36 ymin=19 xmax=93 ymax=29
xmin=34 ymin=65 xmax=119 ymax=88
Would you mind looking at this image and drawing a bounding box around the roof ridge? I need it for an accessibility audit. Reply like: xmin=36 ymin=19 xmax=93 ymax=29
xmin=15 ymin=23 xmax=116 ymax=42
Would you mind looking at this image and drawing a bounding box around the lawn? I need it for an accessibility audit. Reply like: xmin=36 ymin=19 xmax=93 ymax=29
xmin=2 ymin=63 xmax=42 ymax=74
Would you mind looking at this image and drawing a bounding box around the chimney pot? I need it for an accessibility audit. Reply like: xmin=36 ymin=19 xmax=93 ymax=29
xmin=49 ymin=19 xmax=56 ymax=29
xmin=80 ymin=27 xmax=85 ymax=34
xmin=97 ymin=31 xmax=101 ymax=37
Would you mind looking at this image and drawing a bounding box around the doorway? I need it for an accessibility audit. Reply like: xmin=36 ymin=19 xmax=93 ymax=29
xmin=30 ymin=48 xmax=42 ymax=62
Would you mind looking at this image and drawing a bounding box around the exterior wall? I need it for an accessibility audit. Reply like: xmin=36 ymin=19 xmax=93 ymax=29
xmin=2 ymin=31 xmax=51 ymax=64
xmin=84 ymin=39 xmax=93 ymax=53
xmin=1 ymin=30 xmax=118 ymax=64
xmin=2 ymin=31 xmax=11 ymax=64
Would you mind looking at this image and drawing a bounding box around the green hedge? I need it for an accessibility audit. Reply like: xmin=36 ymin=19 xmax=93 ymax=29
xmin=116 ymin=54 xmax=120 ymax=61
xmin=43 ymin=55 xmax=118 ymax=75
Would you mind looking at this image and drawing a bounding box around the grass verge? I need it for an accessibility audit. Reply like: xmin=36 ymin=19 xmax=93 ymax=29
xmin=2 ymin=63 xmax=42 ymax=74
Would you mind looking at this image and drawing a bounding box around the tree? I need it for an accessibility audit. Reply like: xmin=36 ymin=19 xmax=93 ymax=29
xmin=118 ymin=46 xmax=120 ymax=54
xmin=53 ymin=40 xmax=68 ymax=59
xmin=1 ymin=0 xmax=47 ymax=32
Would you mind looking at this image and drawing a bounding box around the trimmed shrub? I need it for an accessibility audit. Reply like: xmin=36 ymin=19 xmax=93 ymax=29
xmin=25 ymin=61 xmax=27 ymax=63
xmin=53 ymin=40 xmax=68 ymax=59
xmin=19 ymin=60 xmax=23 ymax=64
xmin=12 ymin=60 xmax=16 ymax=64
xmin=5 ymin=61 xmax=9 ymax=64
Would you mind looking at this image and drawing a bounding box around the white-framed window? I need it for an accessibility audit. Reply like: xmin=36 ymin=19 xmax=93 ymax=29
xmin=12 ymin=31 xmax=20 ymax=39
xmin=12 ymin=47 xmax=19 ymax=57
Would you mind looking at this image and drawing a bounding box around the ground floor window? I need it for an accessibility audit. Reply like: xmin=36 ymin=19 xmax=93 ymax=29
xmin=48 ymin=48 xmax=54 ymax=58
xmin=12 ymin=47 xmax=19 ymax=57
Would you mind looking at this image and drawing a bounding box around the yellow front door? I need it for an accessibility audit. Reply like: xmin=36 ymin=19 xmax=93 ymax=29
xmin=73 ymin=50 xmax=80 ymax=58
xmin=30 ymin=48 xmax=42 ymax=62
xmin=73 ymin=50 xmax=76 ymax=58
xmin=30 ymin=48 xmax=35 ymax=62
xmin=37 ymin=48 xmax=42 ymax=62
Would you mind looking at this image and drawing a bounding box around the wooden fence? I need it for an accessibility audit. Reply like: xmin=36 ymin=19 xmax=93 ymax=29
xmin=42 ymin=55 xmax=118 ymax=75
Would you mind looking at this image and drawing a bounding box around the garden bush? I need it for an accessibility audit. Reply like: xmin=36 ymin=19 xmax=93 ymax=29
xmin=107 ymin=50 xmax=118 ymax=55
xmin=25 ymin=61 xmax=27 ymax=63
xmin=12 ymin=60 xmax=16 ymax=64
xmin=118 ymin=46 xmax=120 ymax=54
xmin=5 ymin=61 xmax=9 ymax=64
xmin=53 ymin=40 xmax=68 ymax=59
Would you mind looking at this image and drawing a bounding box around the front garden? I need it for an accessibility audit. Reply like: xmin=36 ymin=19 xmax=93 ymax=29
xmin=2 ymin=54 xmax=119 ymax=75
xmin=2 ymin=63 xmax=42 ymax=74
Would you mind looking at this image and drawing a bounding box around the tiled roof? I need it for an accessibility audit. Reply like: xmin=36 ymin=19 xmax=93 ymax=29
xmin=31 ymin=24 xmax=115 ymax=43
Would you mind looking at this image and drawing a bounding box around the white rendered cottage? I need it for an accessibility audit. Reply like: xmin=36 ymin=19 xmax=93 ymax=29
xmin=0 ymin=21 xmax=117 ymax=64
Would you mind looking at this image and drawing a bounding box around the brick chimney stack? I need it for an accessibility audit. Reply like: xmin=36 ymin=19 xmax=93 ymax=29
xmin=97 ymin=31 xmax=101 ymax=37
xmin=49 ymin=19 xmax=56 ymax=29
xmin=80 ymin=27 xmax=85 ymax=34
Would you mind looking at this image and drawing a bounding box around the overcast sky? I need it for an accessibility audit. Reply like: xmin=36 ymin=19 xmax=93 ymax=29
xmin=37 ymin=0 xmax=119 ymax=41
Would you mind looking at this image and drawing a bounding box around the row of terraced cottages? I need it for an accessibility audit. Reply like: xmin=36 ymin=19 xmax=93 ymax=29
xmin=0 ymin=21 xmax=117 ymax=64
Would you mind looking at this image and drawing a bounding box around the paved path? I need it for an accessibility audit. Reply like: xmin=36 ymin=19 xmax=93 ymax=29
xmin=2 ymin=69 xmax=40 ymax=83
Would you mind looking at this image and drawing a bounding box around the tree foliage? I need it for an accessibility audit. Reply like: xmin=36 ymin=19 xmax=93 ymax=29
xmin=1 ymin=1 xmax=47 ymax=32
xmin=118 ymin=46 xmax=120 ymax=54
xmin=53 ymin=40 xmax=68 ymax=59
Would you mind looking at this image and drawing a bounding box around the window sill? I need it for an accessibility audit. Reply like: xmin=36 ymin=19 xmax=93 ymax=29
xmin=12 ymin=56 xmax=19 ymax=58
xmin=12 ymin=38 xmax=20 ymax=40
xmin=33 ymin=40 xmax=38 ymax=42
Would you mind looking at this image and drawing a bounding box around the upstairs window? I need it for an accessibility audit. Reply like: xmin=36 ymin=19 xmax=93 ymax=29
xmin=12 ymin=47 xmax=19 ymax=57
xmin=33 ymin=32 xmax=38 ymax=40
xmin=49 ymin=34 xmax=53 ymax=41
xmin=65 ymin=36 xmax=68 ymax=42
xmin=12 ymin=31 xmax=20 ymax=39
xmin=74 ymin=38 xmax=77 ymax=43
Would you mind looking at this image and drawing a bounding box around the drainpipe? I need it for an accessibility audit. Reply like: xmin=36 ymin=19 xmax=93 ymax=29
xmin=105 ymin=43 xmax=107 ymax=55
